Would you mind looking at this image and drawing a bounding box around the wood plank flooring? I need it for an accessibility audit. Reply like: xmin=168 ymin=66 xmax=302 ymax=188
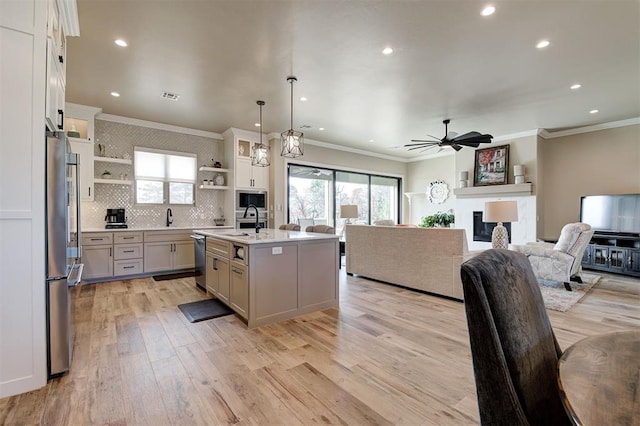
xmin=1 ymin=270 xmax=638 ymax=425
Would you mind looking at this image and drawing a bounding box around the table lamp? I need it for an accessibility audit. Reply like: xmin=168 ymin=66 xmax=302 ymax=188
xmin=484 ymin=201 xmax=518 ymax=249
xmin=340 ymin=205 xmax=358 ymax=224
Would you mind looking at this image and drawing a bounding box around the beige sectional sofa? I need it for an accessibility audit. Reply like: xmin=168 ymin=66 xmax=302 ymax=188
xmin=345 ymin=225 xmax=473 ymax=300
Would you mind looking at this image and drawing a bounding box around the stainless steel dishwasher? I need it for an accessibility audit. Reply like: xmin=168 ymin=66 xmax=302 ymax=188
xmin=191 ymin=234 xmax=206 ymax=291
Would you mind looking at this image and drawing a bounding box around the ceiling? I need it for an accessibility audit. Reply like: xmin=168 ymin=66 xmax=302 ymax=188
xmin=66 ymin=0 xmax=640 ymax=160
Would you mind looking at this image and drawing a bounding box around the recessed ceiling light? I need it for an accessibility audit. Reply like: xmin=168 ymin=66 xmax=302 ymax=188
xmin=110 ymin=92 xmax=120 ymax=97
xmin=589 ymin=109 xmax=599 ymax=114
xmin=254 ymin=123 xmax=261 ymax=127
xmin=114 ymin=39 xmax=128 ymax=47
xmin=319 ymin=127 xmax=325 ymax=131
xmin=481 ymin=5 xmax=495 ymax=16
xmin=382 ymin=47 xmax=393 ymax=55
xmin=536 ymin=40 xmax=550 ymax=49
xmin=570 ymin=83 xmax=582 ymax=90
xmin=369 ymin=139 xmax=375 ymax=143
xmin=300 ymin=97 xmax=307 ymax=102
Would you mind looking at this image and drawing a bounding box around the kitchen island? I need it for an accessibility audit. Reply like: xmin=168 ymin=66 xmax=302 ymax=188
xmin=193 ymin=229 xmax=339 ymax=328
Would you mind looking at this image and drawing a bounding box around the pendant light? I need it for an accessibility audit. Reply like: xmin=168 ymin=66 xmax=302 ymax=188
xmin=281 ymin=76 xmax=304 ymax=158
xmin=252 ymin=100 xmax=270 ymax=167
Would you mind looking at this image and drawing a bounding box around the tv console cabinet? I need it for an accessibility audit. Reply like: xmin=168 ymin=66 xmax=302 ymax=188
xmin=581 ymin=233 xmax=640 ymax=278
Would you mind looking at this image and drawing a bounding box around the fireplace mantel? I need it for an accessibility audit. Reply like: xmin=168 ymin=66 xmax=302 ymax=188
xmin=453 ymin=183 xmax=532 ymax=198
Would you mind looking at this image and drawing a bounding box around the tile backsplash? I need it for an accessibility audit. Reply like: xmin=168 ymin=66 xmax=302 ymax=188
xmin=82 ymin=119 xmax=228 ymax=229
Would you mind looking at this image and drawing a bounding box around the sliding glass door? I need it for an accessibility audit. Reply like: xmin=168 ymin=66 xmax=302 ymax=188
xmin=287 ymin=164 xmax=401 ymax=233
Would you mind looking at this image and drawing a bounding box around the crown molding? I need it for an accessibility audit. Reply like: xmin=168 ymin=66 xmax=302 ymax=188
xmin=539 ymin=117 xmax=640 ymax=139
xmin=97 ymin=114 xmax=224 ymax=140
xmin=266 ymin=132 xmax=408 ymax=162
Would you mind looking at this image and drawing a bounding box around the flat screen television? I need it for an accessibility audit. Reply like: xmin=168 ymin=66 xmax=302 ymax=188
xmin=580 ymin=194 xmax=640 ymax=235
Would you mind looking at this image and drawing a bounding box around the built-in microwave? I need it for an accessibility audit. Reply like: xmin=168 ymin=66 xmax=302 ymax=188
xmin=236 ymin=190 xmax=267 ymax=210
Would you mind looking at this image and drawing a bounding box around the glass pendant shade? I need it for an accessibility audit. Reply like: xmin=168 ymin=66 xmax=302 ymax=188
xmin=281 ymin=76 xmax=304 ymax=158
xmin=252 ymin=100 xmax=270 ymax=167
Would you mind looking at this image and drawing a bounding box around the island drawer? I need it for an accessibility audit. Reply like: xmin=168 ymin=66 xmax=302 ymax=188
xmin=114 ymin=259 xmax=143 ymax=276
xmin=206 ymin=238 xmax=230 ymax=257
xmin=113 ymin=243 xmax=143 ymax=260
xmin=83 ymin=233 xmax=113 ymax=246
xmin=114 ymin=232 xmax=143 ymax=244
xmin=144 ymin=230 xmax=193 ymax=242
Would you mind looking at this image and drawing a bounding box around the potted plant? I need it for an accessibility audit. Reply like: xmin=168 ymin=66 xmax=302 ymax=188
xmin=101 ymin=170 xmax=112 ymax=179
xmin=419 ymin=211 xmax=455 ymax=228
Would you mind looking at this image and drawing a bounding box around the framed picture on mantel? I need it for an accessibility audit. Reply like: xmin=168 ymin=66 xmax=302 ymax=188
xmin=473 ymin=144 xmax=509 ymax=186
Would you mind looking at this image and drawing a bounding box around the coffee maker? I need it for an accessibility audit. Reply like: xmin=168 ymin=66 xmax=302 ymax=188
xmin=105 ymin=208 xmax=128 ymax=229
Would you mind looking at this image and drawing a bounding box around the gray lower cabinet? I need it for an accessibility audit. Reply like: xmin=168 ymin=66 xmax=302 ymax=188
xmin=143 ymin=231 xmax=195 ymax=273
xmin=582 ymin=234 xmax=640 ymax=278
xmin=81 ymin=232 xmax=114 ymax=280
xmin=230 ymin=262 xmax=248 ymax=319
xmin=206 ymin=251 xmax=230 ymax=304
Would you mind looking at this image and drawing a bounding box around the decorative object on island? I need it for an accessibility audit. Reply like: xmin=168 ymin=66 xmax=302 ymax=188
xmin=474 ymin=144 xmax=510 ymax=186
xmin=281 ymin=76 xmax=304 ymax=158
xmin=484 ymin=200 xmax=518 ymax=249
xmin=252 ymin=100 xmax=270 ymax=167
xmin=459 ymin=170 xmax=469 ymax=188
xmin=340 ymin=204 xmax=358 ymax=224
xmin=514 ymin=164 xmax=525 ymax=184
xmin=419 ymin=211 xmax=455 ymax=228
xmin=101 ymin=170 xmax=112 ymax=179
xmin=427 ymin=180 xmax=449 ymax=204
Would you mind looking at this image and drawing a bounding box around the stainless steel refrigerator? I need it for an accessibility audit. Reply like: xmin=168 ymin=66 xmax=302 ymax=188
xmin=46 ymin=131 xmax=83 ymax=378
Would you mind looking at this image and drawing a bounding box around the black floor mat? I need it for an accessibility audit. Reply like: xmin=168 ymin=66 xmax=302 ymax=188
xmin=177 ymin=298 xmax=235 ymax=323
xmin=153 ymin=271 xmax=195 ymax=281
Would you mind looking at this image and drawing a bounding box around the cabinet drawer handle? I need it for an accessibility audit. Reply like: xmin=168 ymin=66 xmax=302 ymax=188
xmin=123 ymin=265 xmax=135 ymax=269
xmin=123 ymin=250 xmax=134 ymax=253
xmin=123 ymin=236 xmax=134 ymax=240
xmin=90 ymin=238 xmax=103 ymax=241
xmin=232 ymin=268 xmax=242 ymax=275
xmin=88 ymin=186 xmax=91 ymax=197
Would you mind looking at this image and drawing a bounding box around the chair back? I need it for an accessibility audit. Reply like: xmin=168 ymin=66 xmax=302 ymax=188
xmin=279 ymin=223 xmax=301 ymax=231
xmin=460 ymin=249 xmax=570 ymax=426
xmin=305 ymin=225 xmax=335 ymax=234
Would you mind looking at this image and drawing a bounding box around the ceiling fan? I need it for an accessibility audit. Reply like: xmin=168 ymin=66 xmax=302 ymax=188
xmin=405 ymin=119 xmax=493 ymax=152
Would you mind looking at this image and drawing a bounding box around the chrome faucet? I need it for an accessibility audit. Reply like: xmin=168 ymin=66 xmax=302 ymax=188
xmin=243 ymin=204 xmax=260 ymax=233
xmin=166 ymin=208 xmax=173 ymax=227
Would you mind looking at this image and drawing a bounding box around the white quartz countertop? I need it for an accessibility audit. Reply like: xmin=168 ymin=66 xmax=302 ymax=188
xmin=83 ymin=225 xmax=234 ymax=233
xmin=193 ymin=228 xmax=339 ymax=245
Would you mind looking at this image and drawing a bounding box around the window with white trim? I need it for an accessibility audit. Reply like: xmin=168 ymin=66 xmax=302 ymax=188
xmin=134 ymin=147 xmax=197 ymax=205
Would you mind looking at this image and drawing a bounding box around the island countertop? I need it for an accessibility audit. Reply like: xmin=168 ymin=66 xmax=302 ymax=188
xmin=193 ymin=228 xmax=339 ymax=245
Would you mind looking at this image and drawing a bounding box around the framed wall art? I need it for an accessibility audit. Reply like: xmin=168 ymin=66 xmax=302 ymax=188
xmin=473 ymin=144 xmax=509 ymax=186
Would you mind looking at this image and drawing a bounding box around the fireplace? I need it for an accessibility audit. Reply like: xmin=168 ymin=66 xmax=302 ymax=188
xmin=473 ymin=211 xmax=512 ymax=242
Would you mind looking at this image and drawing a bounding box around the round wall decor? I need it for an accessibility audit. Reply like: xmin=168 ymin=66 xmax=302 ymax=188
xmin=428 ymin=180 xmax=449 ymax=204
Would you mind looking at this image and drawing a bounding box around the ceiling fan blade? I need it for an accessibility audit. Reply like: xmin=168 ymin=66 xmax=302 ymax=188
xmin=450 ymin=144 xmax=463 ymax=151
xmin=452 ymin=132 xmax=493 ymax=143
xmin=456 ymin=141 xmax=481 ymax=148
xmin=408 ymin=139 xmax=438 ymax=143
xmin=407 ymin=145 xmax=432 ymax=151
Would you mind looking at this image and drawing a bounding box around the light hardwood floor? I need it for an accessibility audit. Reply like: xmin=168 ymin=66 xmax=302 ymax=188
xmin=1 ymin=270 xmax=639 ymax=425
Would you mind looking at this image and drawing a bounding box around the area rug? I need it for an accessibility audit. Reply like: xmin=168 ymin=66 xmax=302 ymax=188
xmin=177 ymin=298 xmax=234 ymax=323
xmin=538 ymin=273 xmax=601 ymax=312
xmin=153 ymin=271 xmax=195 ymax=281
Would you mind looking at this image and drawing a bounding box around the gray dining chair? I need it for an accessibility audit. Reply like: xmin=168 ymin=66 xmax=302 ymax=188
xmin=305 ymin=225 xmax=335 ymax=234
xmin=460 ymin=249 xmax=571 ymax=426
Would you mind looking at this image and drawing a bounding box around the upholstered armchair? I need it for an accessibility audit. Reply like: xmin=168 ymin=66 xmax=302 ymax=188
xmin=512 ymin=222 xmax=594 ymax=289
xmin=460 ymin=249 xmax=571 ymax=425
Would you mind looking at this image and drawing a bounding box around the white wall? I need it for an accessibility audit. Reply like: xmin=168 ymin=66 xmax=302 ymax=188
xmin=405 ymin=154 xmax=456 ymax=224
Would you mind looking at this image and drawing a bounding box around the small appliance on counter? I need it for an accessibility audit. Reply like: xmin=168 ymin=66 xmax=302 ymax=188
xmin=105 ymin=208 xmax=128 ymax=229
